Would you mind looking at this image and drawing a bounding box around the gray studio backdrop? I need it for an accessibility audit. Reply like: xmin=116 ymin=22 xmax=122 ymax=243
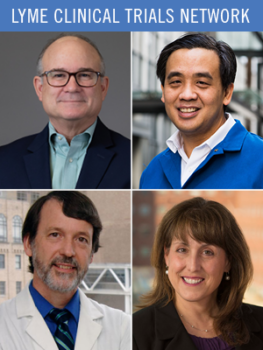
xmin=0 ymin=32 xmax=130 ymax=146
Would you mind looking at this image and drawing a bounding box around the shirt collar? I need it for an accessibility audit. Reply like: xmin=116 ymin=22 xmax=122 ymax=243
xmin=48 ymin=118 xmax=97 ymax=147
xmin=166 ymin=113 xmax=235 ymax=154
xmin=29 ymin=280 xmax=80 ymax=323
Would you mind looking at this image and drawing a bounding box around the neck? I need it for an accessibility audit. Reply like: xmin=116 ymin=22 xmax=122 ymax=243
xmin=32 ymin=278 xmax=76 ymax=309
xmin=50 ymin=117 xmax=96 ymax=144
xmin=174 ymin=293 xmax=219 ymax=336
xmin=182 ymin=114 xmax=226 ymax=158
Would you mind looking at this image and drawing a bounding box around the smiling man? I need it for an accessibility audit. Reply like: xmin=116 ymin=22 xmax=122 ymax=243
xmin=140 ymin=33 xmax=263 ymax=189
xmin=0 ymin=191 xmax=130 ymax=350
xmin=0 ymin=34 xmax=130 ymax=189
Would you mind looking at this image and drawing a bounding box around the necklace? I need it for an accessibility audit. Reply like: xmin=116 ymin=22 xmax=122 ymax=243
xmin=180 ymin=314 xmax=213 ymax=333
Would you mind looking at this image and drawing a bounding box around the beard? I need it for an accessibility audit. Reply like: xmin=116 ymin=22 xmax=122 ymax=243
xmin=31 ymin=246 xmax=88 ymax=293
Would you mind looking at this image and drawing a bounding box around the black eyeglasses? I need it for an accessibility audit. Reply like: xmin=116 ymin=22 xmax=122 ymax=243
xmin=40 ymin=69 xmax=103 ymax=87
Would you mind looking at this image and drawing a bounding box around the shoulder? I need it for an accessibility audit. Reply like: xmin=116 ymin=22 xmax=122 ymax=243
xmin=133 ymin=303 xmax=156 ymax=324
xmin=107 ymin=128 xmax=130 ymax=149
xmin=96 ymin=118 xmax=130 ymax=148
xmin=0 ymin=126 xmax=48 ymax=157
xmin=0 ymin=294 xmax=16 ymax=319
xmin=243 ymin=131 xmax=263 ymax=147
xmin=0 ymin=133 xmax=38 ymax=154
xmin=242 ymin=303 xmax=263 ymax=320
xmin=79 ymin=291 xmax=130 ymax=327
xmin=89 ymin=297 xmax=130 ymax=322
xmin=140 ymin=148 xmax=175 ymax=189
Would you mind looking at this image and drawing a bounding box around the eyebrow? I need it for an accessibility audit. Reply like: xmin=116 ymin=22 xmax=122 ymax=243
xmin=166 ymin=71 xmax=213 ymax=81
xmin=49 ymin=67 xmax=96 ymax=72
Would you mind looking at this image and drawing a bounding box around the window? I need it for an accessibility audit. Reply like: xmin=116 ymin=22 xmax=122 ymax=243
xmin=17 ymin=192 xmax=27 ymax=201
xmin=31 ymin=192 xmax=40 ymax=203
xmin=0 ymin=282 xmax=6 ymax=296
xmin=139 ymin=204 xmax=150 ymax=216
xmin=15 ymin=255 xmax=21 ymax=269
xmin=13 ymin=216 xmax=23 ymax=243
xmin=0 ymin=214 xmax=7 ymax=242
xmin=0 ymin=255 xmax=5 ymax=269
xmin=16 ymin=281 xmax=22 ymax=294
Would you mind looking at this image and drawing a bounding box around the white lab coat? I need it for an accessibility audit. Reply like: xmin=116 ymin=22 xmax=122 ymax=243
xmin=0 ymin=284 xmax=130 ymax=350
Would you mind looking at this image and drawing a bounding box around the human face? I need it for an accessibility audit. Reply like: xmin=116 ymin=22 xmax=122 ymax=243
xmin=164 ymin=235 xmax=229 ymax=307
xmin=161 ymin=48 xmax=234 ymax=143
xmin=24 ymin=199 xmax=93 ymax=296
xmin=33 ymin=37 xmax=109 ymax=128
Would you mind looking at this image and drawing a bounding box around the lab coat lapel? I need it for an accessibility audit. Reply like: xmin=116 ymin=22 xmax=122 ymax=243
xmin=75 ymin=290 xmax=103 ymax=350
xmin=16 ymin=285 xmax=58 ymax=350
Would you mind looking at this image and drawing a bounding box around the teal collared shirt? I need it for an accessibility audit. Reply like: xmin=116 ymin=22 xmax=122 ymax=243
xmin=49 ymin=119 xmax=97 ymax=189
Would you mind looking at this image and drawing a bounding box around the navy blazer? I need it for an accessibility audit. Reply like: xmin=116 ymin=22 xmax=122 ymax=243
xmin=133 ymin=301 xmax=263 ymax=350
xmin=0 ymin=118 xmax=130 ymax=189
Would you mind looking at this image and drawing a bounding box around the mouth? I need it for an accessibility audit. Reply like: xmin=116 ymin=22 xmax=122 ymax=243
xmin=182 ymin=277 xmax=204 ymax=285
xmin=179 ymin=107 xmax=198 ymax=112
xmin=177 ymin=107 xmax=200 ymax=117
xmin=59 ymin=100 xmax=85 ymax=103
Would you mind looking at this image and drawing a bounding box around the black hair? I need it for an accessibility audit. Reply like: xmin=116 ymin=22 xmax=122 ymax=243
xmin=22 ymin=191 xmax=102 ymax=273
xmin=157 ymin=33 xmax=236 ymax=92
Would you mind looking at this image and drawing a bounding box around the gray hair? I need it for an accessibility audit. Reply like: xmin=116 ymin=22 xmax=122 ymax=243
xmin=36 ymin=33 xmax=106 ymax=76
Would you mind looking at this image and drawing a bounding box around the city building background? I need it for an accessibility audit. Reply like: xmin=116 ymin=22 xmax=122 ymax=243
xmin=133 ymin=191 xmax=263 ymax=310
xmin=0 ymin=191 xmax=131 ymax=313
xmin=133 ymin=32 xmax=263 ymax=188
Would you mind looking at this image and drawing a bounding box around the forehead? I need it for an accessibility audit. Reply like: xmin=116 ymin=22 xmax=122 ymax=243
xmin=37 ymin=199 xmax=93 ymax=236
xmin=165 ymin=48 xmax=220 ymax=79
xmin=42 ymin=37 xmax=101 ymax=71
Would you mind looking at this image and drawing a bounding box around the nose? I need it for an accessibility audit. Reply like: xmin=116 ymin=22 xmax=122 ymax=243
xmin=187 ymin=252 xmax=201 ymax=272
xmin=64 ymin=75 xmax=81 ymax=92
xmin=59 ymin=238 xmax=75 ymax=257
xmin=179 ymin=83 xmax=198 ymax=101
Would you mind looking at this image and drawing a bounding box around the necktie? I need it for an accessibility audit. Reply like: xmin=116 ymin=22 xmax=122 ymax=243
xmin=49 ymin=308 xmax=75 ymax=350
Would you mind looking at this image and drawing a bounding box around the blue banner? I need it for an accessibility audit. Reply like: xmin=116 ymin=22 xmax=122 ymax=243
xmin=0 ymin=0 xmax=260 ymax=31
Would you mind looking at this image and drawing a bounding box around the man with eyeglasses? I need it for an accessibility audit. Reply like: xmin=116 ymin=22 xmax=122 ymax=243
xmin=0 ymin=34 xmax=130 ymax=189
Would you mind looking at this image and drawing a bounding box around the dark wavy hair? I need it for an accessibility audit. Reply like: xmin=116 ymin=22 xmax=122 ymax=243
xmin=22 ymin=191 xmax=102 ymax=273
xmin=139 ymin=197 xmax=253 ymax=347
xmin=157 ymin=33 xmax=236 ymax=94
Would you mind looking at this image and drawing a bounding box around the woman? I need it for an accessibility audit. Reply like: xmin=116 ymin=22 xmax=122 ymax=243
xmin=133 ymin=197 xmax=263 ymax=350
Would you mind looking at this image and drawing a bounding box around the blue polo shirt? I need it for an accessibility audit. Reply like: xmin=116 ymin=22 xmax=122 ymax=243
xmin=29 ymin=281 xmax=80 ymax=342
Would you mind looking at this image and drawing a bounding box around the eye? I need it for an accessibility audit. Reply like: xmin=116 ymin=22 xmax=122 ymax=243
xmin=169 ymin=79 xmax=181 ymax=86
xmin=78 ymin=71 xmax=93 ymax=80
xmin=197 ymin=81 xmax=209 ymax=87
xmin=51 ymin=72 xmax=67 ymax=79
xmin=176 ymin=247 xmax=187 ymax=253
xmin=49 ymin=232 xmax=59 ymax=237
xmin=78 ymin=236 xmax=89 ymax=244
xmin=203 ymin=249 xmax=214 ymax=256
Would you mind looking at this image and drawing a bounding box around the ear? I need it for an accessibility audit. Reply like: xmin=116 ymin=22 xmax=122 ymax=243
xmin=33 ymin=76 xmax=44 ymax=102
xmin=89 ymin=252 xmax=94 ymax=264
xmin=161 ymin=84 xmax=165 ymax=103
xmin=164 ymin=246 xmax=169 ymax=267
xmin=223 ymin=83 xmax=234 ymax=106
xmin=224 ymin=257 xmax=231 ymax=272
xmin=23 ymin=235 xmax=33 ymax=257
xmin=100 ymin=76 xmax=109 ymax=101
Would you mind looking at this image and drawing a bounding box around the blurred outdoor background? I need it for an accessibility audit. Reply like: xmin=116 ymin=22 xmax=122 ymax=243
xmin=133 ymin=32 xmax=263 ymax=188
xmin=0 ymin=191 xmax=131 ymax=313
xmin=133 ymin=190 xmax=263 ymax=310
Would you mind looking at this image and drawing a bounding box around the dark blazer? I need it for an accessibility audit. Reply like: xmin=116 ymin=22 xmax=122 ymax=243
xmin=0 ymin=118 xmax=130 ymax=189
xmin=133 ymin=301 xmax=263 ymax=350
